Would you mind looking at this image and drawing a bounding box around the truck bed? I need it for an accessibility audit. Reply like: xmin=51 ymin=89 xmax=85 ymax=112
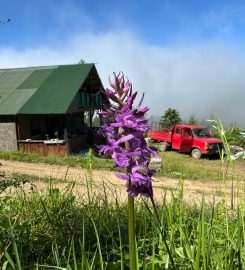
xmin=149 ymin=130 xmax=172 ymax=143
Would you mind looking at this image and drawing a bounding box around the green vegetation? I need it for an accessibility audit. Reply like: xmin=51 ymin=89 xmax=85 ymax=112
xmin=151 ymin=148 xmax=244 ymax=181
xmin=0 ymin=150 xmax=114 ymax=170
xmin=0 ymin=175 xmax=244 ymax=269
xmin=187 ymin=114 xmax=200 ymax=125
xmin=158 ymin=151 xmax=222 ymax=180
xmin=160 ymin=108 xmax=182 ymax=128
xmin=214 ymin=127 xmax=245 ymax=148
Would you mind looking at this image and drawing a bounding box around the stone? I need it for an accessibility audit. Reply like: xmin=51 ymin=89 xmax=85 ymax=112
xmin=150 ymin=157 xmax=163 ymax=171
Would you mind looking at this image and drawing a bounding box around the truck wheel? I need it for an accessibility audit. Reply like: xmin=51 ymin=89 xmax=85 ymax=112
xmin=159 ymin=142 xmax=168 ymax=152
xmin=191 ymin=148 xmax=202 ymax=159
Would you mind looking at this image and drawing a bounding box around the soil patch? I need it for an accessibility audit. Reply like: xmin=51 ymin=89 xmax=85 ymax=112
xmin=0 ymin=159 xmax=244 ymax=205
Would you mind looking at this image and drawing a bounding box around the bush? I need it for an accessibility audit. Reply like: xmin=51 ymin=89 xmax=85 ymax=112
xmin=214 ymin=127 xmax=245 ymax=147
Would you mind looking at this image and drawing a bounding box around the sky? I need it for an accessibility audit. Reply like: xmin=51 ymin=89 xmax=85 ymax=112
xmin=1 ymin=0 xmax=245 ymax=127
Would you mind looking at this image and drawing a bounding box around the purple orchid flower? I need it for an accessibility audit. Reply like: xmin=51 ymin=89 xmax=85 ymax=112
xmin=98 ymin=72 xmax=158 ymax=198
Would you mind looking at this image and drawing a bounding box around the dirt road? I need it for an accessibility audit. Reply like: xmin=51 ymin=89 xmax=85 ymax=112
xmin=0 ymin=159 xmax=244 ymax=205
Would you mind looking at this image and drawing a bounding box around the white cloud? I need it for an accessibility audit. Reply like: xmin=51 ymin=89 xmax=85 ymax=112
xmin=1 ymin=29 xmax=245 ymax=127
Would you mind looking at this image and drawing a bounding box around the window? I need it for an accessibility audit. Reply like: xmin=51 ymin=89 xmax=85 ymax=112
xmin=175 ymin=128 xmax=181 ymax=134
xmin=30 ymin=118 xmax=41 ymax=137
xmin=193 ymin=128 xmax=211 ymax=138
xmin=183 ymin=128 xmax=192 ymax=138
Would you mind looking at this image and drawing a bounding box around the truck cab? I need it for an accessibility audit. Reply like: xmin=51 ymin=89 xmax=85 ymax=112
xmin=149 ymin=124 xmax=223 ymax=158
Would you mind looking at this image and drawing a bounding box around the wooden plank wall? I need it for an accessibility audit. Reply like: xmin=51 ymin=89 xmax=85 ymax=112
xmin=18 ymin=141 xmax=67 ymax=157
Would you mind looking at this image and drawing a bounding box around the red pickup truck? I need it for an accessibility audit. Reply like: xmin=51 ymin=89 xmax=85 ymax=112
xmin=149 ymin=124 xmax=223 ymax=158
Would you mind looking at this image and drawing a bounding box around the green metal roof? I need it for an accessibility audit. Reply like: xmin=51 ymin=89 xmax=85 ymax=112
xmin=0 ymin=64 xmax=94 ymax=115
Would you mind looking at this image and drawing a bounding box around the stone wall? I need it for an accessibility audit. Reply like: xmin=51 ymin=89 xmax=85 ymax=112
xmin=0 ymin=122 xmax=18 ymax=151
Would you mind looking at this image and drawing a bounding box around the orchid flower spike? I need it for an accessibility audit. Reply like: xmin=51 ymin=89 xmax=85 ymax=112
xmin=98 ymin=72 xmax=158 ymax=197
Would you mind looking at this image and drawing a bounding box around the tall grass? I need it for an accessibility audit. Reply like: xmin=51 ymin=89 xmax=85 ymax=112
xmin=0 ymin=175 xmax=244 ymax=269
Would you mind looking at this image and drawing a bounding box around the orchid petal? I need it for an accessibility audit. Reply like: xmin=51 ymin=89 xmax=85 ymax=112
xmin=115 ymin=173 xmax=129 ymax=181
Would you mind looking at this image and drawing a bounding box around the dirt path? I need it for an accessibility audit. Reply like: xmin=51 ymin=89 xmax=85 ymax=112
xmin=0 ymin=159 xmax=244 ymax=205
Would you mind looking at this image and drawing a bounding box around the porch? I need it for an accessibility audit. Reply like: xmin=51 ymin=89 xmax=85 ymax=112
xmin=16 ymin=112 xmax=102 ymax=157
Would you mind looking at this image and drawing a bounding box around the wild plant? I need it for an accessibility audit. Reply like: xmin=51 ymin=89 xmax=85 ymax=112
xmin=97 ymin=72 xmax=176 ymax=269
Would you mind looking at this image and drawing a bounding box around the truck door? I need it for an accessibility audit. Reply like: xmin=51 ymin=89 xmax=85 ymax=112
xmin=180 ymin=128 xmax=193 ymax=152
xmin=172 ymin=127 xmax=182 ymax=149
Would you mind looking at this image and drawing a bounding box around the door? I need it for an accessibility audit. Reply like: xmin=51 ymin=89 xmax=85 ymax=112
xmin=172 ymin=127 xmax=182 ymax=149
xmin=180 ymin=128 xmax=193 ymax=152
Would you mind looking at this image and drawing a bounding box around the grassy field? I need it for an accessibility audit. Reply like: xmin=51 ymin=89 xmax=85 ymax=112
xmin=159 ymin=151 xmax=245 ymax=180
xmin=0 ymin=147 xmax=244 ymax=269
xmin=0 ymin=150 xmax=114 ymax=170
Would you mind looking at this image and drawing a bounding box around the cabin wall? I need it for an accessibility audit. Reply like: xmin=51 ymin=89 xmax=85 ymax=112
xmin=0 ymin=122 xmax=18 ymax=151
xmin=18 ymin=140 xmax=67 ymax=157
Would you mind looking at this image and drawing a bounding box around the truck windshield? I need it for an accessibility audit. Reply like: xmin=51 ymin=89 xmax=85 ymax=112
xmin=192 ymin=128 xmax=212 ymax=138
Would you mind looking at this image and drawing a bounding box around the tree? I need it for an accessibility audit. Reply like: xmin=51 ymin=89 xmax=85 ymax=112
xmin=160 ymin=108 xmax=182 ymax=128
xmin=77 ymin=59 xmax=86 ymax=64
xmin=187 ymin=114 xmax=199 ymax=125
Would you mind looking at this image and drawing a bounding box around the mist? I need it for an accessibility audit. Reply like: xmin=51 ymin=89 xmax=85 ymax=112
xmin=0 ymin=30 xmax=245 ymax=128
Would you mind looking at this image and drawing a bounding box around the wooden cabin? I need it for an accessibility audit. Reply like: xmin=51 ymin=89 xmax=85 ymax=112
xmin=0 ymin=64 xmax=107 ymax=157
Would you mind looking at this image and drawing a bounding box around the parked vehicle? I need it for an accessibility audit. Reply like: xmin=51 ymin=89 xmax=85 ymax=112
xmin=149 ymin=123 xmax=223 ymax=159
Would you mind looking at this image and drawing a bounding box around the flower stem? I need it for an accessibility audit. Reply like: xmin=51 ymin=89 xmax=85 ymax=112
xmin=128 ymin=196 xmax=137 ymax=270
xmin=150 ymin=196 xmax=176 ymax=270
